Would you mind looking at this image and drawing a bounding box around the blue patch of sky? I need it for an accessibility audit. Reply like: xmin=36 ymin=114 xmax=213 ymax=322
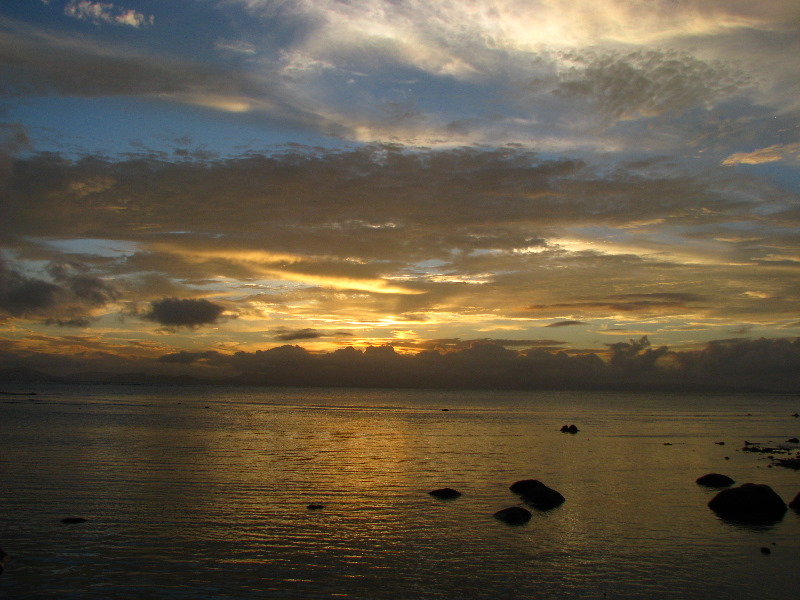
xmin=11 ymin=96 xmax=352 ymax=159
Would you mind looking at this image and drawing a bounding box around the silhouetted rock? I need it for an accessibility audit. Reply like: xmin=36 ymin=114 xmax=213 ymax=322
xmin=306 ymin=504 xmax=324 ymax=510
xmin=0 ymin=547 xmax=6 ymax=576
xmin=789 ymin=492 xmax=800 ymax=511
xmin=560 ymin=424 xmax=579 ymax=433
xmin=494 ymin=506 xmax=532 ymax=525
xmin=510 ymin=479 xmax=565 ymax=510
xmin=787 ymin=437 xmax=799 ymax=443
xmin=428 ymin=487 xmax=462 ymax=499
xmin=61 ymin=517 xmax=87 ymax=524
xmin=708 ymin=483 xmax=787 ymax=524
xmin=696 ymin=473 xmax=735 ymax=487
xmin=760 ymin=546 xmax=771 ymax=555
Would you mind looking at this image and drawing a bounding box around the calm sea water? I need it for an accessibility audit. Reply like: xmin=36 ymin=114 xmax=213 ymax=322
xmin=1 ymin=385 xmax=799 ymax=599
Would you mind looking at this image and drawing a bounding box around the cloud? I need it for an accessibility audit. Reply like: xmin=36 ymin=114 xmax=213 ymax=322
xmin=546 ymin=320 xmax=587 ymax=327
xmin=527 ymin=293 xmax=708 ymax=316
xmin=157 ymin=350 xmax=223 ymax=364
xmin=4 ymin=144 xmax=796 ymax=339
xmin=4 ymin=334 xmax=798 ymax=392
xmin=552 ymin=49 xmax=750 ymax=125
xmin=141 ymin=297 xmax=226 ymax=328
xmin=0 ymin=258 xmax=118 ymax=326
xmin=273 ymin=327 xmax=323 ymax=341
xmin=64 ymin=1 xmax=154 ymax=28
xmin=0 ymin=19 xmax=329 ymax=127
xmin=722 ymin=143 xmax=800 ymax=166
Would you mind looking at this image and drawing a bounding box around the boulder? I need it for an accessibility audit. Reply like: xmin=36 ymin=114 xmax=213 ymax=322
xmin=560 ymin=424 xmax=579 ymax=433
xmin=708 ymin=483 xmax=787 ymax=524
xmin=494 ymin=506 xmax=532 ymax=525
xmin=510 ymin=479 xmax=565 ymax=510
xmin=696 ymin=473 xmax=735 ymax=487
xmin=428 ymin=487 xmax=462 ymax=500
xmin=306 ymin=504 xmax=325 ymax=510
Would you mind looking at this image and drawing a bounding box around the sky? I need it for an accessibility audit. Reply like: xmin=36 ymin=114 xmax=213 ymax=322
xmin=1 ymin=0 xmax=799 ymax=389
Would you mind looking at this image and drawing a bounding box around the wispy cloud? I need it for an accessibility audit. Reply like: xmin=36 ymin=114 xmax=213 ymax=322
xmin=64 ymin=1 xmax=153 ymax=28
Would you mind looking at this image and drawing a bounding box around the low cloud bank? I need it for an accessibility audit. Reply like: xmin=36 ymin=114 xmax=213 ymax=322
xmin=3 ymin=336 xmax=799 ymax=393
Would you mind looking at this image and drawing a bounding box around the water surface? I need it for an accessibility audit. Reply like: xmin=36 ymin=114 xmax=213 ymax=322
xmin=1 ymin=386 xmax=799 ymax=599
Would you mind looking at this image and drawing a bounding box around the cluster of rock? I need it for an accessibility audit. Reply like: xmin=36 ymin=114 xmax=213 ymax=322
xmin=428 ymin=479 xmax=566 ymax=526
xmin=696 ymin=473 xmax=799 ymax=525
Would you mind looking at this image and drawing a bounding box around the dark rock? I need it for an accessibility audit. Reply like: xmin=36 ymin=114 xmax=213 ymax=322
xmin=494 ymin=506 xmax=532 ymax=525
xmin=708 ymin=483 xmax=787 ymax=524
xmin=0 ymin=547 xmax=6 ymax=576
xmin=787 ymin=437 xmax=799 ymax=443
xmin=760 ymin=546 xmax=771 ymax=555
xmin=560 ymin=424 xmax=579 ymax=433
xmin=428 ymin=487 xmax=462 ymax=499
xmin=510 ymin=479 xmax=565 ymax=510
xmin=510 ymin=479 xmax=545 ymax=495
xmin=696 ymin=473 xmax=735 ymax=487
xmin=61 ymin=517 xmax=87 ymax=524
xmin=306 ymin=504 xmax=325 ymax=510
xmin=715 ymin=441 xmax=725 ymax=445
xmin=789 ymin=492 xmax=800 ymax=511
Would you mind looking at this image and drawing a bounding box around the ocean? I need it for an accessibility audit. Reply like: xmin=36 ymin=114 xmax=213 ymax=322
xmin=1 ymin=385 xmax=799 ymax=599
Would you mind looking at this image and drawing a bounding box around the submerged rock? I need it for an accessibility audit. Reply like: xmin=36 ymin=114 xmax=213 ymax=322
xmin=494 ymin=506 xmax=532 ymax=525
xmin=510 ymin=479 xmax=565 ymax=510
xmin=696 ymin=473 xmax=735 ymax=487
xmin=708 ymin=483 xmax=787 ymax=524
xmin=428 ymin=487 xmax=462 ymax=499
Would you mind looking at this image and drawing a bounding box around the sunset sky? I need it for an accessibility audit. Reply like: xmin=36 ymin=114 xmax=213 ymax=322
xmin=1 ymin=1 xmax=799 ymax=386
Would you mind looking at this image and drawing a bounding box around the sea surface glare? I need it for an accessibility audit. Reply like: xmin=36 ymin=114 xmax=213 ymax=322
xmin=1 ymin=385 xmax=799 ymax=599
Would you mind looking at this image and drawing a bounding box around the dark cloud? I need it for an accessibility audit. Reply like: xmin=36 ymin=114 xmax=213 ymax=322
xmin=546 ymin=320 xmax=586 ymax=327
xmin=0 ymin=258 xmax=118 ymax=326
xmin=528 ymin=293 xmax=707 ymax=315
xmin=142 ymin=297 xmax=225 ymax=328
xmin=273 ymin=327 xmax=323 ymax=341
xmin=2 ymin=333 xmax=799 ymax=392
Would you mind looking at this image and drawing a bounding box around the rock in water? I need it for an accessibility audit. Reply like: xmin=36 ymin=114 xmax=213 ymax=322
xmin=696 ymin=473 xmax=735 ymax=487
xmin=428 ymin=487 xmax=462 ymax=499
xmin=61 ymin=517 xmax=87 ymax=524
xmin=789 ymin=491 xmax=800 ymax=511
xmin=494 ymin=506 xmax=532 ymax=525
xmin=708 ymin=483 xmax=787 ymax=524
xmin=510 ymin=479 xmax=565 ymax=510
